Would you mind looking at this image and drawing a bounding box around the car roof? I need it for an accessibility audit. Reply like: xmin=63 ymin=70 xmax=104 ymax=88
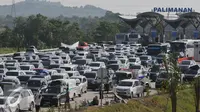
xmin=28 ymin=78 xmax=44 ymax=81
xmin=71 ymin=76 xmax=85 ymax=78
xmin=121 ymin=79 xmax=138 ymax=82
xmin=65 ymin=71 xmax=78 ymax=73
xmin=116 ymin=71 xmax=132 ymax=74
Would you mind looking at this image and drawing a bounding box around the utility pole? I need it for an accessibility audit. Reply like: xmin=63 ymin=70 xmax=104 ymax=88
xmin=11 ymin=0 xmax=16 ymax=18
xmin=100 ymin=67 xmax=103 ymax=107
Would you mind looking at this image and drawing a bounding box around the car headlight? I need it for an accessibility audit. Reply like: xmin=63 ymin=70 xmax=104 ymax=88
xmin=126 ymin=89 xmax=130 ymax=93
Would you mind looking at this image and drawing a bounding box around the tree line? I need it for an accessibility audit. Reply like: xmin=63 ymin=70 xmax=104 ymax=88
xmin=0 ymin=11 xmax=131 ymax=50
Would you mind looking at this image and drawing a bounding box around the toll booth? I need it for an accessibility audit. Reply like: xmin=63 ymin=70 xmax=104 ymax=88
xmin=194 ymin=42 xmax=200 ymax=62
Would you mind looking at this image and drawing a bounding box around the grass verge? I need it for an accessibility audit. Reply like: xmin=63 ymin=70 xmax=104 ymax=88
xmin=0 ymin=48 xmax=25 ymax=54
xmin=85 ymin=89 xmax=195 ymax=112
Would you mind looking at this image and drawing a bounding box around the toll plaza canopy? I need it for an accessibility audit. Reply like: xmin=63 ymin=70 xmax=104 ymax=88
xmin=121 ymin=11 xmax=200 ymax=32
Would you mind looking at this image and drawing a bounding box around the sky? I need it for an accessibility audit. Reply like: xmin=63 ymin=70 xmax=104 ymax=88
xmin=0 ymin=0 xmax=199 ymax=16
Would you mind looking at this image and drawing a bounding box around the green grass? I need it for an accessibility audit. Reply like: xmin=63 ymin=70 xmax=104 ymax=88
xmin=0 ymin=48 xmax=25 ymax=54
xmin=85 ymin=89 xmax=196 ymax=112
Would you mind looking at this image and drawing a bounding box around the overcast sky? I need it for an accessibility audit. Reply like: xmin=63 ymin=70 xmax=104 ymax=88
xmin=0 ymin=0 xmax=198 ymax=15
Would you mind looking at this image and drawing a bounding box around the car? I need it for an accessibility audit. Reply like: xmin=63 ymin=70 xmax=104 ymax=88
xmin=51 ymin=73 xmax=69 ymax=80
xmin=89 ymin=62 xmax=106 ymax=71
xmin=17 ymin=75 xmax=33 ymax=87
xmin=119 ymin=58 xmax=129 ymax=69
xmin=115 ymin=79 xmax=144 ymax=98
xmin=139 ymin=55 xmax=153 ymax=67
xmin=179 ymin=60 xmax=196 ymax=73
xmin=128 ymin=57 xmax=141 ymax=65
xmin=155 ymin=71 xmax=169 ymax=88
xmin=60 ymin=64 xmax=78 ymax=71
xmin=42 ymin=79 xmax=79 ymax=106
xmin=19 ymin=65 xmax=35 ymax=71
xmin=71 ymin=75 xmax=88 ymax=94
xmin=7 ymin=88 xmax=35 ymax=111
xmin=6 ymin=70 xmax=26 ymax=77
xmin=27 ymin=78 xmax=48 ymax=95
xmin=51 ymin=56 xmax=63 ymax=64
xmin=0 ymin=96 xmax=20 ymax=112
xmin=65 ymin=71 xmax=80 ymax=77
xmin=83 ymin=71 xmax=99 ymax=90
xmin=2 ymin=77 xmax=21 ymax=86
xmin=129 ymin=64 xmax=147 ymax=78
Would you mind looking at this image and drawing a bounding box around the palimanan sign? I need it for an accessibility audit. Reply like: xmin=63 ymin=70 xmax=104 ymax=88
xmin=153 ymin=7 xmax=193 ymax=13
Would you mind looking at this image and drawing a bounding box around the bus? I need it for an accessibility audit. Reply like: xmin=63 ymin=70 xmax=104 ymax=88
xmin=170 ymin=39 xmax=200 ymax=58
xmin=147 ymin=43 xmax=169 ymax=56
xmin=115 ymin=33 xmax=140 ymax=44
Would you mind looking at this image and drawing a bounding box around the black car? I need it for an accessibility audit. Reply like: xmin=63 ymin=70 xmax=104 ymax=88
xmin=155 ymin=71 xmax=169 ymax=88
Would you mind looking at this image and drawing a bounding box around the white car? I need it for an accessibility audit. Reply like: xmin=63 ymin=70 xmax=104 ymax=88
xmin=129 ymin=64 xmax=147 ymax=78
xmin=119 ymin=58 xmax=129 ymax=69
xmin=19 ymin=65 xmax=35 ymax=71
xmin=128 ymin=57 xmax=141 ymax=65
xmin=71 ymin=76 xmax=88 ymax=94
xmin=116 ymin=79 xmax=144 ymax=98
xmin=65 ymin=71 xmax=80 ymax=77
xmin=0 ymin=88 xmax=35 ymax=112
xmin=89 ymin=62 xmax=106 ymax=71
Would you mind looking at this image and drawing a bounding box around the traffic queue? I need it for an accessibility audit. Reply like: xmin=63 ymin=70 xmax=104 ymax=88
xmin=0 ymin=40 xmax=199 ymax=112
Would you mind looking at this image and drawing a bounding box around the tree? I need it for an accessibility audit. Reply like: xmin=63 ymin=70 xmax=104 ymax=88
xmin=94 ymin=21 xmax=119 ymax=42
xmin=163 ymin=53 xmax=182 ymax=112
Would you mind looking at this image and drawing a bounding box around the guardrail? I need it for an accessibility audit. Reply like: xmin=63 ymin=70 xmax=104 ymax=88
xmin=0 ymin=48 xmax=58 ymax=57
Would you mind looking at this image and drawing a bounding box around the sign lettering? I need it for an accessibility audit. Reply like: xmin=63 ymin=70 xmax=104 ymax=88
xmin=153 ymin=7 xmax=193 ymax=13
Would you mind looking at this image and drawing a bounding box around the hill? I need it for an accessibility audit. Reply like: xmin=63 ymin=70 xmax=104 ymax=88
xmin=0 ymin=1 xmax=107 ymax=17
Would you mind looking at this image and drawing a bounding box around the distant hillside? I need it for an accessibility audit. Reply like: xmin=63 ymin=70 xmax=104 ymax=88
xmin=0 ymin=1 xmax=107 ymax=17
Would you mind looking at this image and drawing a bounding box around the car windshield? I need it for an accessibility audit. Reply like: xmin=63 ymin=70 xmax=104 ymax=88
xmin=108 ymin=65 xmax=119 ymax=71
xmin=73 ymin=56 xmax=83 ymax=60
xmin=108 ymin=61 xmax=117 ymax=64
xmin=116 ymin=73 xmax=131 ymax=79
xmin=129 ymin=59 xmax=136 ymax=62
xmin=49 ymin=65 xmax=59 ymax=69
xmin=28 ymin=80 xmax=41 ymax=87
xmin=20 ymin=66 xmax=30 ymax=70
xmin=49 ymin=81 xmax=62 ymax=86
xmin=181 ymin=61 xmax=191 ymax=65
xmin=71 ymin=77 xmax=82 ymax=82
xmin=0 ymin=65 xmax=4 ymax=68
xmin=18 ymin=76 xmax=30 ymax=82
xmin=129 ymin=65 xmax=141 ymax=69
xmin=140 ymin=56 xmax=148 ymax=60
xmin=158 ymin=72 xmax=168 ymax=78
xmin=51 ymin=75 xmax=63 ymax=80
xmin=74 ymin=60 xmax=87 ymax=65
xmin=90 ymin=63 xmax=100 ymax=67
xmin=52 ymin=57 xmax=59 ymax=60
xmin=32 ymin=76 xmax=44 ymax=79
xmin=119 ymin=81 xmax=132 ymax=86
xmin=60 ymin=67 xmax=71 ymax=71
xmin=25 ymin=72 xmax=36 ymax=75
xmin=84 ymin=73 xmax=96 ymax=78
xmin=0 ymin=70 xmax=4 ymax=73
xmin=68 ymin=73 xmax=73 ymax=77
xmin=120 ymin=60 xmax=126 ymax=64
xmin=46 ymin=87 xmax=60 ymax=94
xmin=6 ymin=72 xmax=19 ymax=76
xmin=185 ymin=69 xmax=198 ymax=75
xmin=0 ymin=99 xmax=5 ymax=104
